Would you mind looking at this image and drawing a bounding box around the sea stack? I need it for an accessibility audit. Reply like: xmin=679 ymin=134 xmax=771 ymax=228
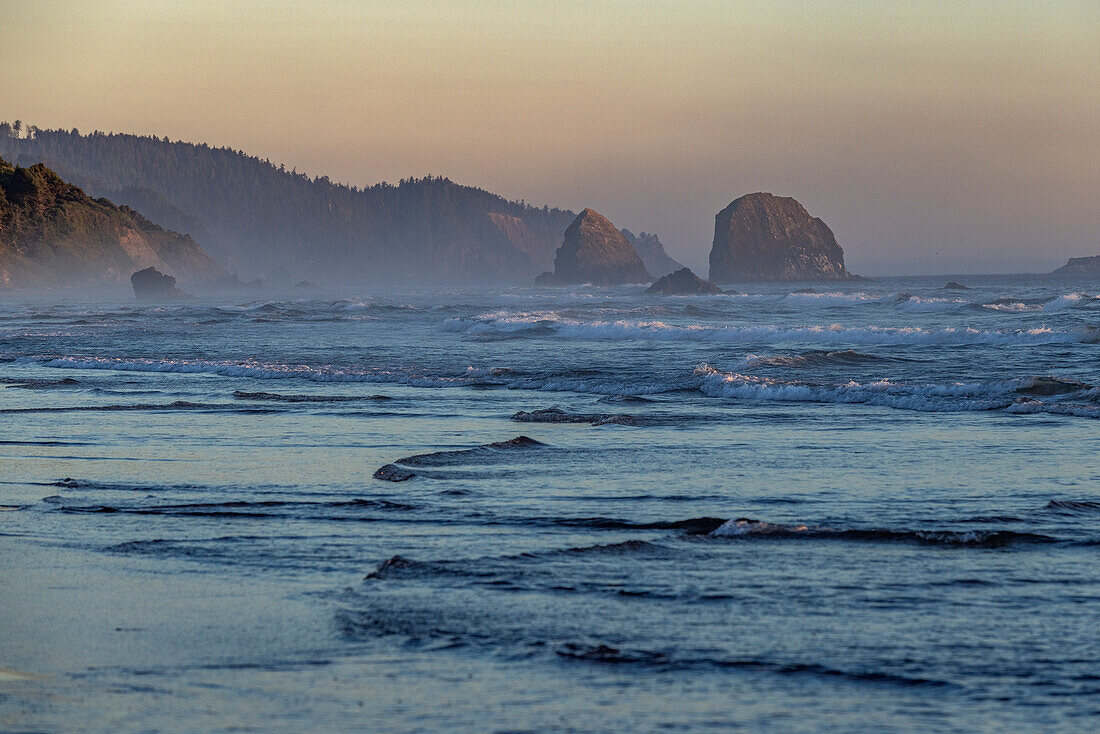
xmin=620 ymin=229 xmax=684 ymax=278
xmin=708 ymin=193 xmax=852 ymax=282
xmin=543 ymin=209 xmax=651 ymax=285
xmin=131 ymin=266 xmax=190 ymax=301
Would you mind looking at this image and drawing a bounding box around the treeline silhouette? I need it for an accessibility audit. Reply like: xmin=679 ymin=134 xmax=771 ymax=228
xmin=0 ymin=124 xmax=576 ymax=283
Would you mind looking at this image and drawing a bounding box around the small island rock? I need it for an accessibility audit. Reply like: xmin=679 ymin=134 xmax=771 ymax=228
xmin=646 ymin=267 xmax=723 ymax=295
xmin=131 ymin=266 xmax=190 ymax=301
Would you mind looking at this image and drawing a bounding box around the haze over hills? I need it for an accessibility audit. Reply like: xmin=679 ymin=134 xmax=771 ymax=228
xmin=0 ymin=155 xmax=222 ymax=289
xmin=0 ymin=126 xmax=681 ymax=286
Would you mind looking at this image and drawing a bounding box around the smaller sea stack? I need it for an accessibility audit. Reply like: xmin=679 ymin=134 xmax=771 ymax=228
xmin=131 ymin=267 xmax=190 ymax=301
xmin=542 ymin=209 xmax=651 ymax=285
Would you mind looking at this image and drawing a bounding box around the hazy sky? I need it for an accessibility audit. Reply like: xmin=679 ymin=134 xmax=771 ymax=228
xmin=5 ymin=0 xmax=1098 ymax=273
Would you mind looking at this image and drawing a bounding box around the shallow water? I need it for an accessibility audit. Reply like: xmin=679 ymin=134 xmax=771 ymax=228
xmin=1 ymin=275 xmax=1099 ymax=732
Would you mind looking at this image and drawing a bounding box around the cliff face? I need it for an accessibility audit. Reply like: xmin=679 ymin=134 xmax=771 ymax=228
xmin=620 ymin=229 xmax=684 ymax=277
xmin=1051 ymin=256 xmax=1100 ymax=276
xmin=0 ymin=157 xmax=224 ymax=288
xmin=709 ymin=193 xmax=851 ymax=282
xmin=549 ymin=209 xmax=651 ymax=285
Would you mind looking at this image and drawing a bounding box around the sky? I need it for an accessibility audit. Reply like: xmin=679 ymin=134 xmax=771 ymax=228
xmin=4 ymin=0 xmax=1098 ymax=274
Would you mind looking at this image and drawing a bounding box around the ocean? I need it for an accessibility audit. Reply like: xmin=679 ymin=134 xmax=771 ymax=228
xmin=1 ymin=274 xmax=1098 ymax=732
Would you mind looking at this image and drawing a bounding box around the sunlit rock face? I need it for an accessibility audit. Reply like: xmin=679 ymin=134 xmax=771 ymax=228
xmin=709 ymin=193 xmax=852 ymax=283
xmin=546 ymin=208 xmax=651 ymax=285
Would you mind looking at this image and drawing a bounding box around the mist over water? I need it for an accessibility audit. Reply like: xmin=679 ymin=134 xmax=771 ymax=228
xmin=2 ymin=274 xmax=1099 ymax=731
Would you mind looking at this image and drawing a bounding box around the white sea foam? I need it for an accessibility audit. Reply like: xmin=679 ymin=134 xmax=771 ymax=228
xmin=982 ymin=292 xmax=1096 ymax=313
xmin=1042 ymin=292 xmax=1096 ymax=312
xmin=780 ymin=291 xmax=888 ymax=307
xmin=894 ymin=296 xmax=968 ymax=312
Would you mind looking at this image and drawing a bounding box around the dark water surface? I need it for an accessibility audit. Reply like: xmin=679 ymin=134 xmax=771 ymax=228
xmin=1 ymin=276 xmax=1098 ymax=732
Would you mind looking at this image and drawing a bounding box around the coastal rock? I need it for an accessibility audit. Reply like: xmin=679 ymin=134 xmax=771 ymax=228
xmin=942 ymin=281 xmax=970 ymax=290
xmin=130 ymin=266 xmax=190 ymax=301
xmin=1051 ymin=256 xmax=1100 ymax=276
xmin=708 ymin=193 xmax=853 ymax=283
xmin=620 ymin=229 xmax=684 ymax=277
xmin=646 ymin=267 xmax=722 ymax=295
xmin=544 ymin=209 xmax=651 ymax=285
xmin=373 ymin=464 xmax=416 ymax=482
xmin=212 ymin=273 xmax=264 ymax=292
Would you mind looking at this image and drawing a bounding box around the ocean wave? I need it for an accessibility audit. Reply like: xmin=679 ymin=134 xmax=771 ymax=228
xmin=0 ymin=376 xmax=81 ymax=389
xmin=741 ymin=349 xmax=898 ymax=369
xmin=1044 ymin=500 xmax=1100 ymax=514
xmin=445 ymin=314 xmax=1100 ymax=346
xmin=232 ymin=390 xmax=392 ymax=403
xmin=1005 ymin=398 xmax=1100 ymax=419
xmin=17 ymin=355 xmax=1099 ymax=417
xmin=780 ymin=291 xmax=889 ymax=307
xmin=709 ymin=519 xmax=1056 ymax=547
xmin=0 ymin=400 xmax=278 ymax=414
xmin=511 ymin=408 xmax=649 ymax=426
xmin=981 ymin=292 xmax=1098 ymax=313
xmin=374 ymin=436 xmax=547 ymax=481
xmin=694 ymin=366 xmax=1098 ymax=413
xmin=894 ymin=295 xmax=969 ymax=312
xmin=62 ymin=498 xmax=416 ymax=519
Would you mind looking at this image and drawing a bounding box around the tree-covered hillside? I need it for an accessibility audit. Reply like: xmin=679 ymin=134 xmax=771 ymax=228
xmin=0 ymin=154 xmax=223 ymax=289
xmin=0 ymin=125 xmax=579 ymax=284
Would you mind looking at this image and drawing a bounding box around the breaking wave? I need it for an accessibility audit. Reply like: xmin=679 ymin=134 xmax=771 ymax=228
xmin=445 ymin=313 xmax=1100 ymax=346
xmin=11 ymin=353 xmax=1098 ymax=417
xmin=695 ymin=365 xmax=1099 ymax=414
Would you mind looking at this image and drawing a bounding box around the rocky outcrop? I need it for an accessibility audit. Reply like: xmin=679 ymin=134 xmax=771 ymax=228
xmin=131 ymin=266 xmax=190 ymax=301
xmin=543 ymin=209 xmax=651 ymax=285
xmin=1051 ymin=256 xmax=1100 ymax=276
xmin=646 ymin=267 xmax=722 ymax=295
xmin=708 ymin=193 xmax=853 ymax=283
xmin=620 ymin=229 xmax=684 ymax=277
xmin=0 ymin=156 xmax=223 ymax=289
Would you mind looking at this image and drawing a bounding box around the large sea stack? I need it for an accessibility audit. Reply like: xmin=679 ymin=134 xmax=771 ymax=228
xmin=544 ymin=209 xmax=651 ymax=285
xmin=708 ymin=193 xmax=852 ymax=283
